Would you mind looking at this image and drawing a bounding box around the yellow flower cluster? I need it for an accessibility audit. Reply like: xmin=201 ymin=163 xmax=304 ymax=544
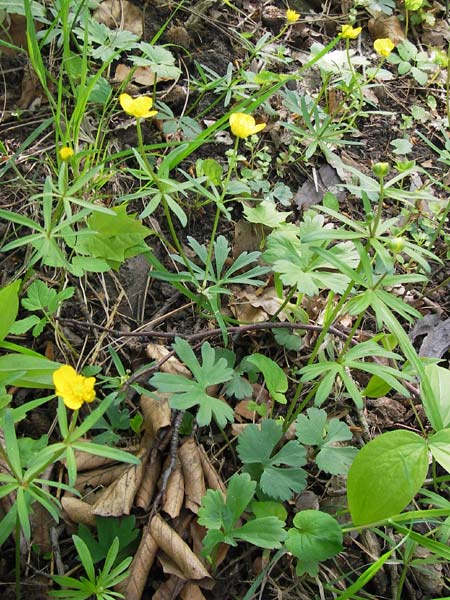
xmin=59 ymin=147 xmax=74 ymax=161
xmin=119 ymin=93 xmax=158 ymax=119
xmin=374 ymin=38 xmax=395 ymax=58
xmin=53 ymin=365 xmax=96 ymax=410
xmin=340 ymin=24 xmax=362 ymax=39
xmin=229 ymin=113 xmax=266 ymax=139
xmin=286 ymin=9 xmax=300 ymax=24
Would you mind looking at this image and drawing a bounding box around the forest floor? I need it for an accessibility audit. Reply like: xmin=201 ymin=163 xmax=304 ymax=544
xmin=1 ymin=0 xmax=450 ymax=598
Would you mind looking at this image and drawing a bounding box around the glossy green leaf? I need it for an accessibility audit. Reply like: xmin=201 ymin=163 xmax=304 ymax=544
xmin=347 ymin=430 xmax=428 ymax=526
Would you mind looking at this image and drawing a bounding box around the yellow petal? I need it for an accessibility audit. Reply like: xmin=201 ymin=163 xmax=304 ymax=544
xmin=229 ymin=113 xmax=265 ymax=139
xmin=119 ymin=93 xmax=157 ymax=119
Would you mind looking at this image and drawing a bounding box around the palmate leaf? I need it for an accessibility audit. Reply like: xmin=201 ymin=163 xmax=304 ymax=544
xmin=198 ymin=473 xmax=286 ymax=561
xmin=296 ymin=408 xmax=357 ymax=475
xmin=149 ymin=338 xmax=235 ymax=427
xmin=237 ymin=420 xmax=307 ymax=501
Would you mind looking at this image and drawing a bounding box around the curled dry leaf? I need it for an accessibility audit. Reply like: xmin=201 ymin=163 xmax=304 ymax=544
xmin=179 ymin=438 xmax=206 ymax=514
xmin=180 ymin=582 xmax=207 ymax=600
xmin=141 ymin=393 xmax=172 ymax=434
xmin=198 ymin=445 xmax=226 ymax=497
xmin=149 ymin=514 xmax=214 ymax=589
xmin=61 ymin=496 xmax=96 ymax=527
xmin=92 ymin=450 xmax=146 ymax=517
xmin=162 ymin=457 xmax=185 ymax=519
xmin=94 ymin=0 xmax=143 ymax=37
xmin=367 ymin=16 xmax=406 ymax=45
xmin=115 ymin=527 xmax=159 ymax=600
xmin=135 ymin=453 xmax=162 ymax=510
xmin=146 ymin=343 xmax=191 ymax=378
xmin=75 ymin=463 xmax=129 ymax=492
xmin=229 ymin=286 xmax=288 ymax=323
xmin=152 ymin=574 xmax=186 ymax=600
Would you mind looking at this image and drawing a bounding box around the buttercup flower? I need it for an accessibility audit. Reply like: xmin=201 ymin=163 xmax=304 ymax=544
xmin=340 ymin=24 xmax=362 ymax=39
xmin=286 ymin=9 xmax=300 ymax=24
xmin=53 ymin=365 xmax=96 ymax=410
xmin=229 ymin=113 xmax=266 ymax=139
xmin=374 ymin=38 xmax=395 ymax=58
xmin=119 ymin=93 xmax=158 ymax=119
xmin=59 ymin=146 xmax=74 ymax=161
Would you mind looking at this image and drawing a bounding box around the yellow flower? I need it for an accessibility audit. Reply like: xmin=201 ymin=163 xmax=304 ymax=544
xmin=374 ymin=38 xmax=395 ymax=58
xmin=59 ymin=146 xmax=74 ymax=161
xmin=53 ymin=365 xmax=96 ymax=410
xmin=119 ymin=93 xmax=158 ymax=119
xmin=340 ymin=24 xmax=362 ymax=39
xmin=286 ymin=9 xmax=300 ymax=24
xmin=229 ymin=113 xmax=266 ymax=139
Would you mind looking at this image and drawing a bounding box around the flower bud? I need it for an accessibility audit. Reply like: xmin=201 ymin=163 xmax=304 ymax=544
xmin=372 ymin=162 xmax=390 ymax=178
xmin=389 ymin=237 xmax=405 ymax=253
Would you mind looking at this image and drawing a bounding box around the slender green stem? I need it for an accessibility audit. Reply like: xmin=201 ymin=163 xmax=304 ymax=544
xmin=203 ymin=136 xmax=239 ymax=287
xmin=15 ymin=516 xmax=20 ymax=600
xmin=370 ymin=174 xmax=386 ymax=237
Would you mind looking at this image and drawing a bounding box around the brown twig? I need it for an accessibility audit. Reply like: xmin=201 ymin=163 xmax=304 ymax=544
xmin=57 ymin=317 xmax=350 ymax=342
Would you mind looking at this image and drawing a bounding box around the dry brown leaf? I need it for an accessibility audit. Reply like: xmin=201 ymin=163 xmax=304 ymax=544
xmin=198 ymin=445 xmax=226 ymax=497
xmin=114 ymin=63 xmax=172 ymax=86
xmin=180 ymin=582 xmax=207 ymax=600
xmin=141 ymin=393 xmax=172 ymax=434
xmin=231 ymin=423 xmax=247 ymax=437
xmin=61 ymin=497 xmax=96 ymax=527
xmin=232 ymin=220 xmax=266 ymax=257
xmin=368 ymin=16 xmax=406 ymax=45
xmin=116 ymin=527 xmax=159 ymax=600
xmin=29 ymin=501 xmax=52 ymax=554
xmin=146 ymin=343 xmax=191 ymax=378
xmin=229 ymin=286 xmax=287 ymax=323
xmin=158 ymin=553 xmax=187 ymax=579
xmin=179 ymin=439 xmax=206 ymax=514
xmin=152 ymin=574 xmax=185 ymax=599
xmin=149 ymin=514 xmax=214 ymax=589
xmin=94 ymin=0 xmax=143 ymax=37
xmin=75 ymin=463 xmax=129 ymax=492
xmin=136 ymin=454 xmax=162 ymax=510
xmin=162 ymin=458 xmax=184 ymax=519
xmin=0 ymin=14 xmax=41 ymax=56
xmin=234 ymin=383 xmax=270 ymax=423
xmin=92 ymin=453 xmax=145 ymax=517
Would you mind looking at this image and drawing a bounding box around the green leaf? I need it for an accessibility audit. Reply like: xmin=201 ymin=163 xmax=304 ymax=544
xmin=364 ymin=374 xmax=392 ymax=398
xmin=73 ymin=535 xmax=95 ymax=582
xmin=316 ymin=446 xmax=357 ymax=475
xmin=77 ymin=516 xmax=139 ymax=565
xmin=74 ymin=205 xmax=153 ymax=271
xmin=150 ymin=339 xmax=235 ymax=427
xmin=423 ymin=364 xmax=450 ymax=430
xmin=0 ymin=280 xmax=21 ymax=343
xmin=245 ymin=354 xmax=288 ymax=404
xmin=251 ymin=500 xmax=287 ymax=523
xmin=0 ymin=354 xmax=61 ymax=388
xmin=234 ymin=516 xmax=286 ymax=548
xmin=347 ymin=430 xmax=428 ymax=526
xmin=199 ymin=472 xmax=256 ymax=532
xmin=429 ymin=429 xmax=450 ymax=472
xmin=237 ymin=420 xmax=307 ymax=501
xmin=71 ymin=442 xmax=140 ymax=466
xmin=285 ymin=510 xmax=343 ymax=576
xmin=243 ymin=200 xmax=291 ymax=228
